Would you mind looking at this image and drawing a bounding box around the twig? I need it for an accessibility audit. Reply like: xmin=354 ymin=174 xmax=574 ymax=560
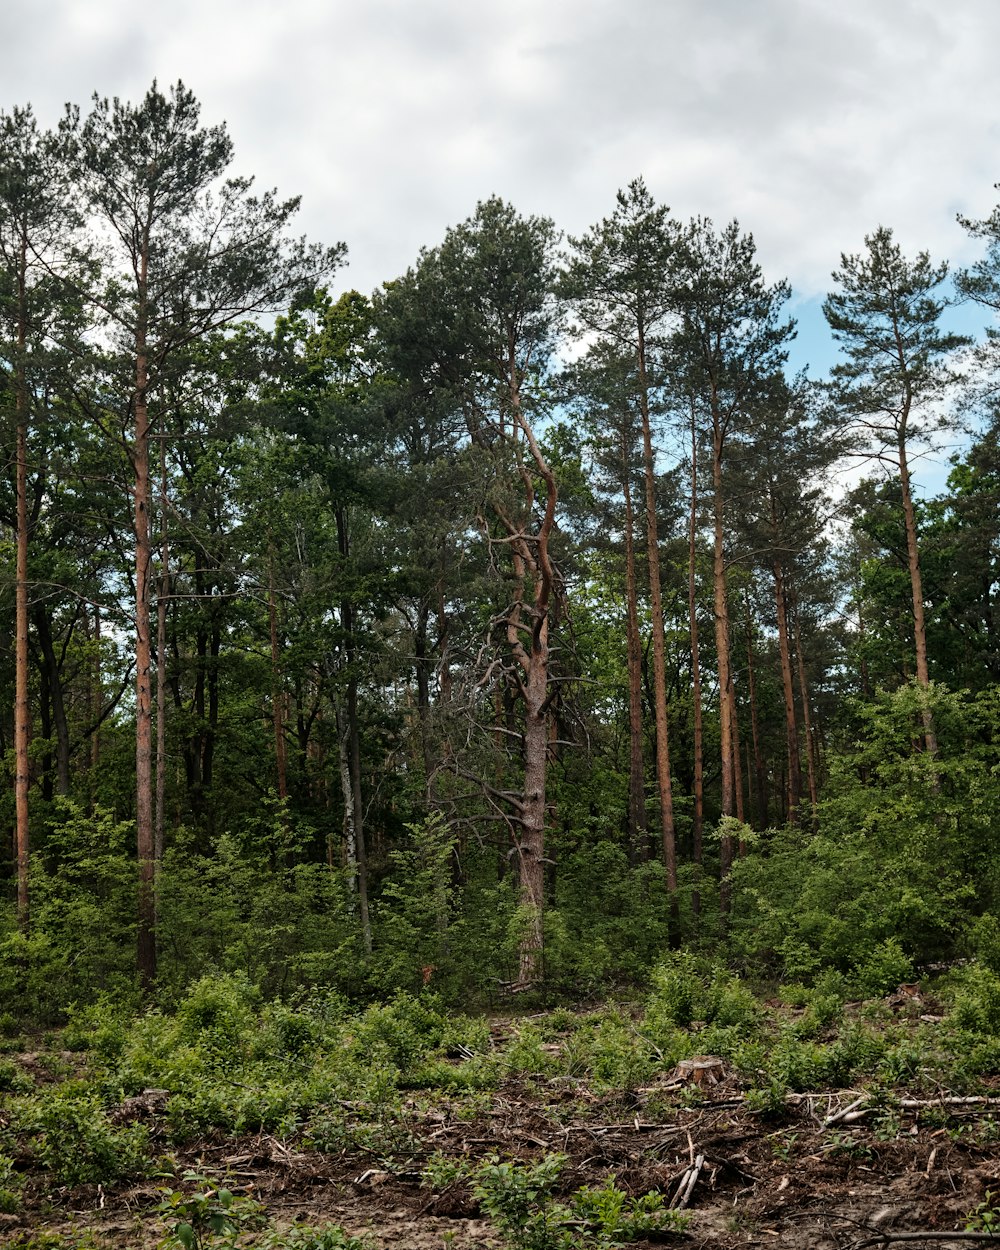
xmin=670 ymin=1154 xmax=705 ymax=1210
xmin=823 ymin=1095 xmax=868 ymax=1128
xmin=899 ymin=1097 xmax=1000 ymax=1109
xmin=848 ymin=1234 xmax=1000 ymax=1248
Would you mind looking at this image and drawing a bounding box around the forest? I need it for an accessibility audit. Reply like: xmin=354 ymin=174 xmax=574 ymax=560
xmin=1 ymin=80 xmax=1000 ymax=1249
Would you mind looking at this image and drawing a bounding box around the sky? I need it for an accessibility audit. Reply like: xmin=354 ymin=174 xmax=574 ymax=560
xmin=5 ymin=0 xmax=999 ymax=482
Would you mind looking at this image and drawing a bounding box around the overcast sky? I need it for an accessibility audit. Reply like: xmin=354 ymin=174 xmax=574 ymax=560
xmin=6 ymin=0 xmax=999 ymax=385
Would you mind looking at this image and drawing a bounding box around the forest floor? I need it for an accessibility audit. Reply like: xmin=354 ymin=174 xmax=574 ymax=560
xmin=3 ymin=996 xmax=1000 ymax=1249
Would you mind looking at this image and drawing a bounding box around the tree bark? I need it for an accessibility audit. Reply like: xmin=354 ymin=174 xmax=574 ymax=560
xmin=14 ymin=230 xmax=30 ymax=930
xmin=335 ymin=506 xmax=372 ymax=954
xmin=637 ymin=326 xmax=677 ymax=891
xmin=621 ymin=433 xmax=647 ymax=862
xmin=134 ymin=237 xmax=156 ymax=991
xmin=502 ymin=365 xmax=558 ymax=984
xmin=155 ymin=431 xmax=169 ymax=865
xmin=744 ymin=591 xmax=768 ymax=828
xmin=898 ymin=435 xmax=938 ymax=754
xmin=268 ymin=553 xmax=288 ymax=802
xmin=32 ymin=610 xmax=70 ymax=796
xmin=711 ymin=421 xmax=736 ymax=888
xmin=688 ymin=404 xmax=704 ymax=898
xmin=792 ymin=599 xmax=819 ymax=821
xmin=773 ymin=556 xmax=801 ymax=825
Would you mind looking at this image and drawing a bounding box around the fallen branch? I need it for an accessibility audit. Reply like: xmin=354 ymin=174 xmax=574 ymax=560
xmin=670 ymin=1153 xmax=705 ymax=1210
xmin=823 ymin=1095 xmax=868 ymax=1128
xmin=848 ymin=1233 xmax=1000 ymax=1248
xmin=899 ymin=1097 xmax=1000 ymax=1109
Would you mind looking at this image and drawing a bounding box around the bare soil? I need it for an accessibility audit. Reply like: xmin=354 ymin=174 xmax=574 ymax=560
xmin=6 ymin=1063 xmax=1000 ymax=1249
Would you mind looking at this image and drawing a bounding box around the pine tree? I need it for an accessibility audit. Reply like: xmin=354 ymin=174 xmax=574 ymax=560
xmin=75 ymin=80 xmax=342 ymax=986
xmin=824 ymin=226 xmax=968 ymax=756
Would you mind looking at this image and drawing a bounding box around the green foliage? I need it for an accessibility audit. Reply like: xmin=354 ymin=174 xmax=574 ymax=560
xmin=368 ymin=815 xmax=464 ymax=997
xmin=729 ymin=683 xmax=1000 ymax=983
xmin=62 ymin=997 xmax=133 ymax=1059
xmin=645 ymin=951 xmax=761 ymax=1033
xmin=0 ymin=1058 xmax=33 ymax=1094
xmin=542 ymin=842 xmax=673 ymax=989
xmin=949 ymin=963 xmax=1000 ymax=1033
xmin=156 ymin=1174 xmax=267 ymax=1249
xmin=470 ymin=1153 xmax=689 ymax=1249
xmin=156 ymin=819 xmax=361 ymax=1002
xmin=30 ymin=1084 xmax=151 ymax=1185
xmin=968 ymin=913 xmax=1000 ymax=972
xmin=262 ymin=1229 xmax=370 ymax=1250
xmin=0 ymin=1152 xmax=22 ymax=1213
xmin=965 ymin=1190 xmax=1000 ymax=1234
xmin=0 ymin=804 xmax=138 ymax=1019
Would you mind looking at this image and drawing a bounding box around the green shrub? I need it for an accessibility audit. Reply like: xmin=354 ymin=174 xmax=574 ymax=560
xmin=950 ymin=963 xmax=1000 ymax=1034
xmin=263 ymin=1228 xmax=370 ymax=1250
xmin=0 ymin=1152 xmax=22 ymax=1214
xmin=644 ymin=953 xmax=760 ymax=1035
xmin=470 ymin=1153 xmax=688 ymax=1249
xmin=851 ymin=938 xmax=914 ymax=998
xmin=31 ymin=1085 xmax=151 ymax=1185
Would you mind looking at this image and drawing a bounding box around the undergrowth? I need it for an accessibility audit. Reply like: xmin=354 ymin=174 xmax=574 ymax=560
xmin=2 ymin=959 xmax=1000 ymax=1244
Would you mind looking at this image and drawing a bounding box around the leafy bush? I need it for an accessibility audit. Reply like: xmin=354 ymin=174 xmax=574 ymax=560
xmin=263 ymin=1228 xmax=370 ymax=1250
xmin=30 ymin=1085 xmax=151 ymax=1185
xmin=728 ymin=684 xmax=1000 ymax=983
xmin=0 ymin=1152 xmax=22 ymax=1213
xmin=470 ymin=1153 xmax=688 ymax=1249
xmin=950 ymin=963 xmax=1000 ymax=1033
xmin=0 ymin=804 xmax=139 ymax=1020
xmin=644 ymin=952 xmax=761 ymax=1034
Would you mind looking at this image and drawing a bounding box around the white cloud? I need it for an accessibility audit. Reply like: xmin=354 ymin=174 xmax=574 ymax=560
xmin=6 ymin=0 xmax=1000 ymax=312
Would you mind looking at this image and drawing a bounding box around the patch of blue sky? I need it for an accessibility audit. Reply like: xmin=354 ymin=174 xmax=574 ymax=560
xmin=785 ymin=284 xmax=994 ymax=499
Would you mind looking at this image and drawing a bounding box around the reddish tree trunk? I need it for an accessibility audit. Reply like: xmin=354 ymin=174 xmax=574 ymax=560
xmin=637 ymin=328 xmax=676 ymax=891
xmin=14 ymin=232 xmax=30 ymax=930
xmin=773 ymin=558 xmax=801 ymax=825
xmin=134 ymin=251 xmax=156 ymax=990
xmin=621 ymin=437 xmax=647 ymax=861
xmin=711 ymin=424 xmax=736 ymax=888
xmin=688 ymin=406 xmax=704 ymax=897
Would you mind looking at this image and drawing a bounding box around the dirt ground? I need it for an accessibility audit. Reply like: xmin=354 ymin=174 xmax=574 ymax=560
xmin=5 ymin=1051 xmax=1000 ymax=1250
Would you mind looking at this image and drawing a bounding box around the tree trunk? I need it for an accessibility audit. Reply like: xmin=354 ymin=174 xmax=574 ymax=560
xmin=335 ymin=505 xmax=372 ymax=954
xmin=898 ymin=435 xmax=938 ymax=754
xmin=773 ymin=557 xmax=801 ymax=825
xmin=268 ymin=556 xmax=288 ymax=802
xmin=14 ymin=232 xmax=30 ymax=930
xmin=711 ymin=423 xmax=736 ymax=889
xmin=32 ymin=610 xmax=70 ymax=796
xmin=414 ymin=599 xmax=436 ymax=789
xmin=501 ymin=362 xmax=559 ymax=984
xmin=637 ymin=327 xmax=676 ymax=891
xmin=91 ymin=606 xmax=102 ymax=771
xmin=347 ymin=675 xmax=371 ymax=953
xmin=516 ymin=625 xmax=549 ymax=983
xmin=688 ymin=404 xmax=704 ymax=899
xmin=621 ymin=435 xmax=647 ymax=862
xmin=792 ymin=600 xmax=819 ymax=821
xmin=732 ymin=692 xmax=746 ymax=829
xmin=744 ymin=591 xmax=768 ymax=828
xmin=134 ymin=243 xmax=156 ymax=991
xmin=155 ymin=432 xmax=169 ymax=865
